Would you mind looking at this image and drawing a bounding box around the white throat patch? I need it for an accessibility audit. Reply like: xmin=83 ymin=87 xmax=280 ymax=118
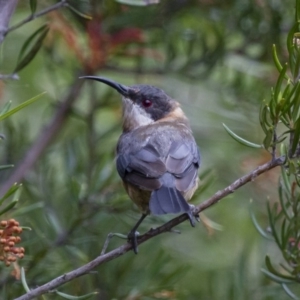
xmin=122 ymin=97 xmax=154 ymax=130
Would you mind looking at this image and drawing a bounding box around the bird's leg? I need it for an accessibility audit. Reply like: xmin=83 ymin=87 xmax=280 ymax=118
xmin=194 ymin=213 xmax=200 ymax=223
xmin=128 ymin=213 xmax=147 ymax=254
xmin=187 ymin=212 xmax=196 ymax=227
xmin=187 ymin=204 xmax=200 ymax=227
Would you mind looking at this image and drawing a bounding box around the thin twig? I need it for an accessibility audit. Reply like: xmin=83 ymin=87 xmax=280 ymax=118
xmin=0 ymin=73 xmax=19 ymax=80
xmin=5 ymin=0 xmax=68 ymax=36
xmin=0 ymin=0 xmax=18 ymax=44
xmin=101 ymin=233 xmax=114 ymax=255
xmin=0 ymin=77 xmax=84 ymax=197
xmin=14 ymin=156 xmax=285 ymax=300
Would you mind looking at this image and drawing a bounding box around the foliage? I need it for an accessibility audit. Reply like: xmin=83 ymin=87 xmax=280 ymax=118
xmin=0 ymin=0 xmax=300 ymax=299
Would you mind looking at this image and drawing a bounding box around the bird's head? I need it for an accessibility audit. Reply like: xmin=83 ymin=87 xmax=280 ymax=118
xmin=80 ymin=76 xmax=188 ymax=132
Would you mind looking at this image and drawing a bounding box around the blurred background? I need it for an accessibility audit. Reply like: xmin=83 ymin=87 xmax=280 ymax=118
xmin=0 ymin=0 xmax=298 ymax=299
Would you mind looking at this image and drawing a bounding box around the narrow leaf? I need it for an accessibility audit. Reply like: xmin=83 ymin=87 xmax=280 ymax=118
xmin=278 ymin=184 xmax=292 ymax=220
xmin=263 ymin=128 xmax=273 ymax=150
xmin=267 ymin=202 xmax=282 ymax=249
xmin=281 ymin=166 xmax=291 ymax=192
xmin=293 ymin=48 xmax=300 ymax=80
xmin=265 ymin=255 xmax=295 ymax=280
xmin=283 ymin=81 xmax=300 ymax=114
xmin=115 ymin=0 xmax=159 ymax=5
xmin=0 ymin=183 xmax=20 ymax=206
xmin=0 ymin=164 xmax=14 ymax=171
xmin=0 ymin=92 xmax=46 ymax=122
xmin=259 ymin=103 xmax=273 ymax=134
xmin=249 ymin=199 xmax=274 ymax=241
xmin=0 ymin=200 xmax=18 ymax=216
xmin=222 ymin=123 xmax=262 ymax=148
xmin=55 ymin=290 xmax=98 ymax=299
xmin=274 ymin=63 xmax=288 ymax=102
xmin=291 ymin=117 xmax=300 ymax=155
xmin=272 ymin=44 xmax=283 ymax=73
xmin=16 ymin=24 xmax=48 ymax=65
xmin=282 ymin=82 xmax=291 ymax=101
xmin=14 ymin=25 xmax=49 ymax=73
xmin=291 ymin=82 xmax=300 ymax=121
xmin=280 ymin=219 xmax=289 ymax=249
xmin=0 ymin=101 xmax=12 ymax=116
xmin=21 ymin=268 xmax=31 ymax=293
xmin=261 ymin=268 xmax=295 ymax=284
xmin=282 ymin=284 xmax=300 ymax=300
xmin=296 ymin=0 xmax=300 ymax=22
xmin=66 ymin=5 xmax=92 ymax=20
xmin=30 ymin=0 xmax=37 ymax=14
xmin=287 ymin=23 xmax=299 ymax=55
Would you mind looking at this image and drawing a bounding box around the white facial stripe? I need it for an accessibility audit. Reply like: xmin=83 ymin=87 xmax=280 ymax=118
xmin=122 ymin=97 xmax=154 ymax=130
xmin=132 ymin=104 xmax=153 ymax=126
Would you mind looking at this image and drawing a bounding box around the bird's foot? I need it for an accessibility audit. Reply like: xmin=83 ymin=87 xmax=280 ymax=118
xmin=187 ymin=204 xmax=200 ymax=226
xmin=127 ymin=230 xmax=140 ymax=254
xmin=187 ymin=213 xmax=196 ymax=227
xmin=194 ymin=213 xmax=200 ymax=223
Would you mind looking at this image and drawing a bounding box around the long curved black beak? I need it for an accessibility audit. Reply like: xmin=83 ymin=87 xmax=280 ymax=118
xmin=79 ymin=76 xmax=130 ymax=97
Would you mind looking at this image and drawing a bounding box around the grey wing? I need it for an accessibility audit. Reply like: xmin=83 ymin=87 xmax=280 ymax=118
xmin=166 ymin=140 xmax=200 ymax=192
xmin=116 ymin=144 xmax=167 ymax=190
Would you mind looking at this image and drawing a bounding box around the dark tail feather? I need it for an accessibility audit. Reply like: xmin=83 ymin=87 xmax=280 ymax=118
xmin=149 ymin=187 xmax=195 ymax=226
xmin=149 ymin=186 xmax=190 ymax=215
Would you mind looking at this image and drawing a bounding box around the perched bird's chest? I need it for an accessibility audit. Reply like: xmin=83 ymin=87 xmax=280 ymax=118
xmin=117 ymin=121 xmax=194 ymax=159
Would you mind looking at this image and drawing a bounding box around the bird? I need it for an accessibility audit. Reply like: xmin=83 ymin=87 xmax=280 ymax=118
xmin=80 ymin=76 xmax=201 ymax=253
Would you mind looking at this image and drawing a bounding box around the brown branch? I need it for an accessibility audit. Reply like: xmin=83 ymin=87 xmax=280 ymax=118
xmin=0 ymin=78 xmax=84 ymax=197
xmin=5 ymin=0 xmax=68 ymax=36
xmin=14 ymin=156 xmax=285 ymax=300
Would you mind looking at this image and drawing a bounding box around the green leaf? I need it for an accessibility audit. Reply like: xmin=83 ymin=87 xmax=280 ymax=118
xmin=222 ymin=123 xmax=262 ymax=148
xmin=0 ymin=92 xmax=46 ymax=122
xmin=14 ymin=25 xmax=49 ymax=73
xmin=296 ymin=0 xmax=300 ymax=22
xmin=259 ymin=103 xmax=271 ymax=134
xmin=291 ymin=117 xmax=300 ymax=155
xmin=265 ymin=255 xmax=293 ymax=279
xmin=287 ymin=22 xmax=299 ymax=55
xmin=17 ymin=24 xmax=48 ymax=64
xmin=282 ymin=82 xmax=291 ymax=100
xmin=281 ymin=166 xmax=291 ymax=192
xmin=290 ymin=82 xmax=300 ymax=121
xmin=66 ymin=5 xmax=92 ymax=20
xmin=261 ymin=268 xmax=295 ymax=284
xmin=0 ymin=200 xmax=18 ymax=216
xmin=282 ymin=284 xmax=300 ymax=300
xmin=274 ymin=63 xmax=288 ymax=102
xmin=272 ymin=44 xmax=284 ymax=73
xmin=293 ymin=48 xmax=300 ymax=80
xmin=249 ymin=200 xmax=273 ymax=240
xmin=55 ymin=290 xmax=98 ymax=299
xmin=21 ymin=268 xmax=31 ymax=293
xmin=0 ymin=183 xmax=20 ymax=206
xmin=281 ymin=82 xmax=300 ymax=118
xmin=0 ymin=164 xmax=14 ymax=171
xmin=0 ymin=101 xmax=12 ymax=116
xmin=278 ymin=184 xmax=292 ymax=220
xmin=280 ymin=219 xmax=289 ymax=250
xmin=267 ymin=202 xmax=282 ymax=249
xmin=263 ymin=128 xmax=273 ymax=150
xmin=30 ymin=0 xmax=37 ymax=14
xmin=115 ymin=0 xmax=159 ymax=6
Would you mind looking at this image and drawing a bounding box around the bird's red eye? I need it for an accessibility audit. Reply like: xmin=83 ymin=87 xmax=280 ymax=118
xmin=142 ymin=99 xmax=152 ymax=108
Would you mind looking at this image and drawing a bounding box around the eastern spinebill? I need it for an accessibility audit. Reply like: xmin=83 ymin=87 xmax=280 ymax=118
xmin=81 ymin=76 xmax=201 ymax=253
